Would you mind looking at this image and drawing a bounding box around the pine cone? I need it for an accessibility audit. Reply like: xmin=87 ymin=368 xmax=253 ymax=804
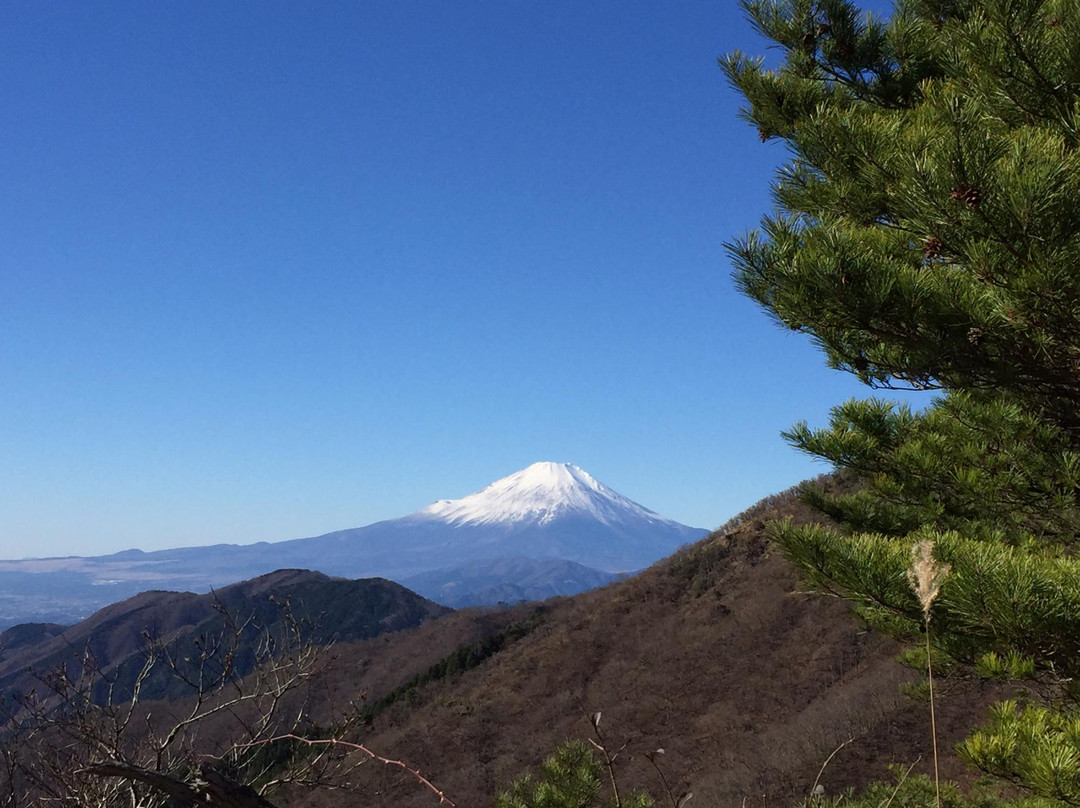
xmin=950 ymin=185 xmax=981 ymax=210
xmin=924 ymin=236 xmax=944 ymax=259
xmin=852 ymin=355 xmax=869 ymax=372
xmin=967 ymin=327 xmax=985 ymax=344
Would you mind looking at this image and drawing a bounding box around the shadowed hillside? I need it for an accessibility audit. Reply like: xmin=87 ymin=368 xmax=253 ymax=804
xmin=401 ymin=556 xmax=622 ymax=607
xmin=0 ymin=570 xmax=450 ymax=708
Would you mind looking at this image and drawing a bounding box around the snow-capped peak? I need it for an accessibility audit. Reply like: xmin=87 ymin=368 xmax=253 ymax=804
xmin=413 ymin=462 xmax=674 ymax=528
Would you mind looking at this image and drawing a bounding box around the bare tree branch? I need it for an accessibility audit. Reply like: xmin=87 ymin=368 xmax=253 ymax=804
xmin=82 ymin=759 xmax=280 ymax=808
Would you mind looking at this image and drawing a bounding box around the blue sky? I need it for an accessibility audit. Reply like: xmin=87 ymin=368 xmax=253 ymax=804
xmin=0 ymin=1 xmax=919 ymax=559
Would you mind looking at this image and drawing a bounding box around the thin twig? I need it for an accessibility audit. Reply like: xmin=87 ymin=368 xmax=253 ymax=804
xmin=642 ymin=751 xmax=680 ymax=808
xmin=809 ymin=736 xmax=856 ymax=800
xmin=577 ymin=701 xmax=624 ymax=808
xmin=232 ymin=734 xmax=458 ymax=807
xmin=586 ymin=735 xmax=627 ymax=808
xmin=877 ymin=757 xmax=921 ymax=808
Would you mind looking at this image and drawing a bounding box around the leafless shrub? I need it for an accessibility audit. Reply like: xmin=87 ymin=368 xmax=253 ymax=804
xmin=0 ymin=594 xmax=452 ymax=808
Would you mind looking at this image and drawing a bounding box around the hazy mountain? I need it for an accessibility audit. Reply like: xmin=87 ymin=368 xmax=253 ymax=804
xmin=401 ymin=556 xmax=623 ymax=608
xmin=0 ymin=463 xmax=706 ymax=627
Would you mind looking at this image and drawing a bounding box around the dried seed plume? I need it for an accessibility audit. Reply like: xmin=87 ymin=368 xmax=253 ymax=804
xmin=907 ymin=540 xmax=951 ymax=621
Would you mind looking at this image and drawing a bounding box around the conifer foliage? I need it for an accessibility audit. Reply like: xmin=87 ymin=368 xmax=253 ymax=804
xmin=494 ymin=741 xmax=652 ymax=808
xmin=725 ymin=0 xmax=1080 ymax=803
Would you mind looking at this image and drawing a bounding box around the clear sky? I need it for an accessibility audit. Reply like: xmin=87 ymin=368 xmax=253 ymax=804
xmin=0 ymin=0 xmax=920 ymax=559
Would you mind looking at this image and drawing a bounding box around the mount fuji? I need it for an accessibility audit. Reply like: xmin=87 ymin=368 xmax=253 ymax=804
xmin=276 ymin=462 xmax=706 ymax=578
xmin=0 ymin=463 xmax=708 ymax=626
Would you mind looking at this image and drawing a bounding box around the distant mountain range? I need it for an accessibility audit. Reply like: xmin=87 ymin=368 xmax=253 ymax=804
xmin=1 ymin=483 xmax=1006 ymax=808
xmin=0 ymin=463 xmax=707 ymax=626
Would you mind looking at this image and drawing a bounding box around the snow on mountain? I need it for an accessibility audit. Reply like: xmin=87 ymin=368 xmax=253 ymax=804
xmin=412 ymin=462 xmax=679 ymax=529
xmin=336 ymin=461 xmax=709 ymax=575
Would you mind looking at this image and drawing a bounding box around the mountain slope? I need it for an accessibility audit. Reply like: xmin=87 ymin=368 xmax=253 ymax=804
xmin=0 ymin=463 xmax=706 ymax=626
xmin=277 ymin=485 xmax=1007 ymax=808
xmin=401 ymin=556 xmax=622 ymax=608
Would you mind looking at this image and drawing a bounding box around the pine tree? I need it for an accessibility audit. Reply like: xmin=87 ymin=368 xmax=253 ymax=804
xmin=494 ymin=741 xmax=652 ymax=808
xmin=725 ymin=0 xmax=1080 ymax=803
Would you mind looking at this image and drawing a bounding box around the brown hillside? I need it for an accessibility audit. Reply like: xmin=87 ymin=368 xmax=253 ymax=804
xmin=284 ymin=490 xmax=1011 ymax=808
